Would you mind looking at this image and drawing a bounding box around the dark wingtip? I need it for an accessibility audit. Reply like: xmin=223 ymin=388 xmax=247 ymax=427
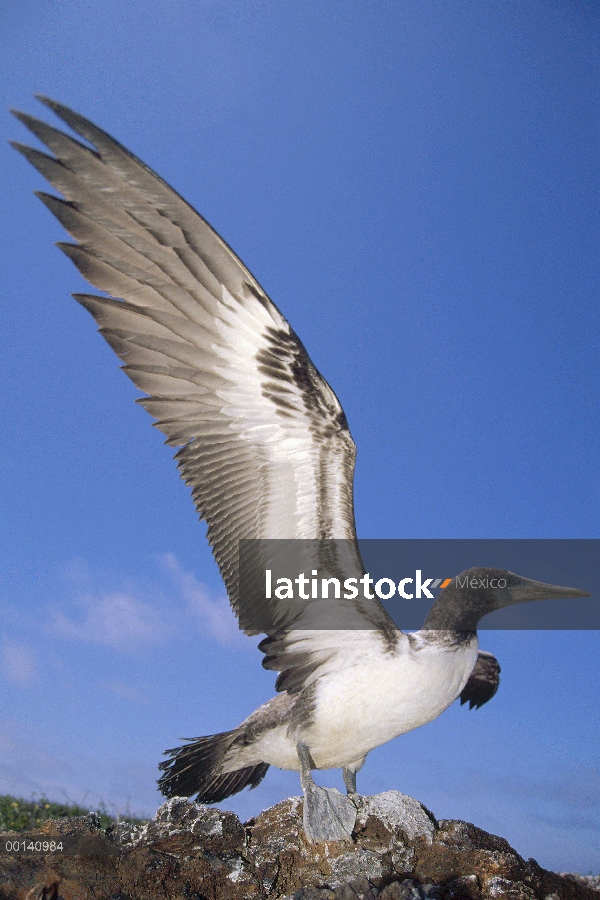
xmin=35 ymin=95 xmax=94 ymax=131
xmin=460 ymin=696 xmax=479 ymax=709
xmin=35 ymin=96 xmax=75 ymax=121
xmin=72 ymin=293 xmax=102 ymax=313
xmin=9 ymin=140 xmax=49 ymax=161
xmin=34 ymin=189 xmax=62 ymax=203
xmin=34 ymin=191 xmax=76 ymax=218
xmin=34 ymin=94 xmax=59 ymax=109
xmin=9 ymin=109 xmax=31 ymax=126
xmin=9 ymin=110 xmax=59 ymax=143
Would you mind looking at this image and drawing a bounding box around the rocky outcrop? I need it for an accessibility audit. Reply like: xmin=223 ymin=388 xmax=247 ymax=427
xmin=0 ymin=793 xmax=597 ymax=900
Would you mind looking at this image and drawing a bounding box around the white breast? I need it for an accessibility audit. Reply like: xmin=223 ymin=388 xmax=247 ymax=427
xmin=257 ymin=631 xmax=479 ymax=771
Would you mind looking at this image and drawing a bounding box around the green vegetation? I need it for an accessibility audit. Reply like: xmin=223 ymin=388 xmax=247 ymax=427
xmin=0 ymin=794 xmax=148 ymax=832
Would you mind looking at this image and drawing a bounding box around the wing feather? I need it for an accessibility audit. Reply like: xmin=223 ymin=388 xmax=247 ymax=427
xmin=460 ymin=650 xmax=501 ymax=709
xmin=13 ymin=98 xmax=399 ymax=693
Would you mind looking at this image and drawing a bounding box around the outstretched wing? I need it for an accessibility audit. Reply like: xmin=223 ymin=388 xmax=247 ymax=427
xmin=460 ymin=650 xmax=501 ymax=709
xmin=12 ymin=97 xmax=397 ymax=691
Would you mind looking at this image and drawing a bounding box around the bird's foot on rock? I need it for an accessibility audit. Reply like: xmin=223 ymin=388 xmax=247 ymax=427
xmin=302 ymin=782 xmax=357 ymax=843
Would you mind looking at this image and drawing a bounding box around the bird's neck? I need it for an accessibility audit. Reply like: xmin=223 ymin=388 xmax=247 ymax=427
xmin=422 ymin=585 xmax=496 ymax=631
xmin=412 ymin=627 xmax=477 ymax=649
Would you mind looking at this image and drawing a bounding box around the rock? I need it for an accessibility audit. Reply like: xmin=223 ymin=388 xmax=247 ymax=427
xmin=0 ymin=793 xmax=596 ymax=900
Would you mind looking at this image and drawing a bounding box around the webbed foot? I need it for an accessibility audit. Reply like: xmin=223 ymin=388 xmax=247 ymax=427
xmin=302 ymin=781 xmax=357 ymax=842
xmin=297 ymin=741 xmax=357 ymax=843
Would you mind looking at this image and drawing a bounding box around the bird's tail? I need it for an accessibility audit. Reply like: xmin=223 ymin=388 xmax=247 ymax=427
xmin=157 ymin=728 xmax=269 ymax=804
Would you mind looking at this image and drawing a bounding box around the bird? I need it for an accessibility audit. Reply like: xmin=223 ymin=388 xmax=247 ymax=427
xmin=12 ymin=97 xmax=590 ymax=843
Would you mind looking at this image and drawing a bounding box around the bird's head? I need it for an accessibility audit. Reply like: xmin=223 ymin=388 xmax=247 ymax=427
xmin=423 ymin=566 xmax=590 ymax=631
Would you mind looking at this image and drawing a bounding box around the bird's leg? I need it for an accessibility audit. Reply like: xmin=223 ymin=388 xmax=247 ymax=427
xmin=297 ymin=741 xmax=357 ymax=842
xmin=342 ymin=766 xmax=357 ymax=795
xmin=297 ymin=741 xmax=315 ymax=792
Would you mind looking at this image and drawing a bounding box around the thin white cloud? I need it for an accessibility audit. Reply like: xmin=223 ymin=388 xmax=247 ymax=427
xmin=47 ymin=588 xmax=175 ymax=652
xmin=40 ymin=554 xmax=249 ymax=655
xmin=161 ymin=552 xmax=248 ymax=648
xmin=0 ymin=640 xmax=37 ymax=686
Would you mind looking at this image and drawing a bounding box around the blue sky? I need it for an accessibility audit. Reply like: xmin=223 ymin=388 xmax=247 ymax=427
xmin=1 ymin=0 xmax=598 ymax=873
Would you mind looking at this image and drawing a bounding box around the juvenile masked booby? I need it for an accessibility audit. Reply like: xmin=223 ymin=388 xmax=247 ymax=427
xmin=12 ymin=98 xmax=590 ymax=843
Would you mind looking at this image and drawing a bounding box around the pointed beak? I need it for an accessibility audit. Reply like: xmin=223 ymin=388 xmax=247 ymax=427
xmin=506 ymin=576 xmax=591 ymax=605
